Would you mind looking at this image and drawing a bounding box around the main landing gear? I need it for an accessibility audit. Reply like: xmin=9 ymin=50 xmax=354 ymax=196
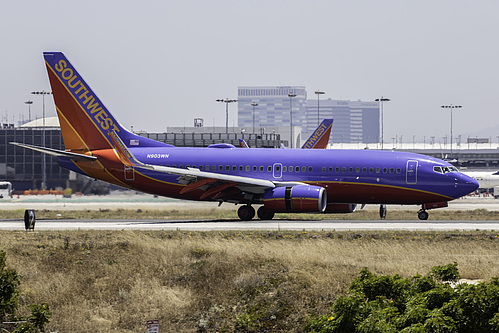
xmin=237 ymin=205 xmax=275 ymax=221
xmin=237 ymin=205 xmax=255 ymax=221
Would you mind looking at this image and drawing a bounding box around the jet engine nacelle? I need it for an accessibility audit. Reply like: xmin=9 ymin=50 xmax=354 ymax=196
xmin=324 ymin=203 xmax=357 ymax=213
xmin=263 ymin=185 xmax=327 ymax=213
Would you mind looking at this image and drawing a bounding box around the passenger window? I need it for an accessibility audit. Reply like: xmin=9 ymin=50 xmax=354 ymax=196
xmin=276 ymin=166 xmax=281 ymax=172
xmin=322 ymin=167 xmax=326 ymax=172
xmin=283 ymin=166 xmax=287 ymax=172
xmin=179 ymin=165 xmax=183 ymax=169
xmin=232 ymin=166 xmax=237 ymax=171
xmin=301 ymin=166 xmax=306 ymax=172
xmin=349 ymin=167 xmax=353 ymax=173
xmin=396 ymin=168 xmax=401 ymax=174
xmin=335 ymin=167 xmax=340 ymax=173
xmin=199 ymin=165 xmax=203 ymax=170
xmin=362 ymin=167 xmax=367 ymax=173
xmin=252 ymin=166 xmax=257 ymax=171
xmin=376 ymin=168 xmax=380 ymax=173
xmin=218 ymin=165 xmax=223 ymax=171
xmin=355 ymin=167 xmax=360 ymax=173
xmin=289 ymin=167 xmax=293 ymax=173
xmin=342 ymin=167 xmax=346 ymax=172
xmin=369 ymin=167 xmax=374 ymax=173
xmin=295 ymin=166 xmax=300 ymax=172
xmin=225 ymin=165 xmax=230 ymax=171
xmin=383 ymin=168 xmax=387 ymax=173
xmin=328 ymin=167 xmax=333 ymax=172
xmin=390 ymin=168 xmax=394 ymax=173
xmin=239 ymin=165 xmax=243 ymax=171
xmin=260 ymin=166 xmax=264 ymax=172
xmin=267 ymin=166 xmax=272 ymax=172
xmin=246 ymin=166 xmax=250 ymax=171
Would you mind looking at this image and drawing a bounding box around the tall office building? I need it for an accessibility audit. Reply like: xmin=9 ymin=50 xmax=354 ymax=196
xmin=238 ymin=86 xmax=379 ymax=144
xmin=304 ymin=99 xmax=379 ymax=144
xmin=237 ymin=86 xmax=307 ymax=130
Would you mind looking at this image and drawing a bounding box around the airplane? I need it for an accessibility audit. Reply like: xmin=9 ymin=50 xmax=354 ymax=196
xmin=11 ymin=52 xmax=479 ymax=221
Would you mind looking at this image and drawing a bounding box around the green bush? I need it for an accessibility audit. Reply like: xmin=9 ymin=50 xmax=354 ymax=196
xmin=0 ymin=251 xmax=51 ymax=332
xmin=0 ymin=251 xmax=20 ymax=321
xmin=305 ymin=263 xmax=499 ymax=333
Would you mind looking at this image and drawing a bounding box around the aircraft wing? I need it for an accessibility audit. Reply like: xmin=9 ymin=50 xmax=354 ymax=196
xmin=108 ymin=131 xmax=307 ymax=195
xmin=10 ymin=142 xmax=97 ymax=161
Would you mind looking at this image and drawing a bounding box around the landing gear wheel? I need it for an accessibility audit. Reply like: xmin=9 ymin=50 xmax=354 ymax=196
xmin=238 ymin=205 xmax=255 ymax=221
xmin=418 ymin=210 xmax=429 ymax=220
xmin=257 ymin=206 xmax=275 ymax=220
xmin=379 ymin=204 xmax=387 ymax=219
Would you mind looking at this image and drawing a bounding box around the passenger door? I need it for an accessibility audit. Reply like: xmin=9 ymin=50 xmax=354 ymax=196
xmin=406 ymin=160 xmax=418 ymax=184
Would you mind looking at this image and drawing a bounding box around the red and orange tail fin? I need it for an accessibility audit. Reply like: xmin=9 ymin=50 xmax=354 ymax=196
xmin=43 ymin=52 xmax=168 ymax=153
xmin=301 ymin=119 xmax=333 ymax=149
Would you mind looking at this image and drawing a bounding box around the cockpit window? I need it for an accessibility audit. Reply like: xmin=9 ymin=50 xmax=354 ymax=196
xmin=433 ymin=166 xmax=458 ymax=174
xmin=433 ymin=166 xmax=443 ymax=173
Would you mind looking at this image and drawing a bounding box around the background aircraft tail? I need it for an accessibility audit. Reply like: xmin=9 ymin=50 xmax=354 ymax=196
xmin=301 ymin=119 xmax=333 ymax=149
xmin=43 ymin=52 xmax=168 ymax=152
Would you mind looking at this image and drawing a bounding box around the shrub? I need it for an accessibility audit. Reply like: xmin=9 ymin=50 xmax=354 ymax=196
xmin=305 ymin=263 xmax=499 ymax=333
xmin=0 ymin=251 xmax=51 ymax=332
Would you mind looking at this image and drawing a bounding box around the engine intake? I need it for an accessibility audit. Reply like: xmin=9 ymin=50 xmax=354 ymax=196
xmin=263 ymin=185 xmax=327 ymax=213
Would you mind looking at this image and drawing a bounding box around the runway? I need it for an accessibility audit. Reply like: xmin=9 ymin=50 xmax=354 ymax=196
xmin=2 ymin=193 xmax=499 ymax=231
xmin=2 ymin=218 xmax=499 ymax=231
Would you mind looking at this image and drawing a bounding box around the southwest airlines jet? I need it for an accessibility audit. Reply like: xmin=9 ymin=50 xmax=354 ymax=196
xmin=12 ymin=52 xmax=478 ymax=221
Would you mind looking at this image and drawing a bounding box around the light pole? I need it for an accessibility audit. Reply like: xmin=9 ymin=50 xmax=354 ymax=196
xmin=251 ymin=102 xmax=258 ymax=134
xmin=288 ymin=92 xmax=297 ymax=148
xmin=24 ymin=100 xmax=33 ymax=122
xmin=375 ymin=97 xmax=390 ymax=149
xmin=441 ymin=104 xmax=462 ymax=159
xmin=216 ymin=98 xmax=237 ymax=136
xmin=314 ymin=90 xmax=325 ymax=126
xmin=31 ymin=90 xmax=52 ymax=190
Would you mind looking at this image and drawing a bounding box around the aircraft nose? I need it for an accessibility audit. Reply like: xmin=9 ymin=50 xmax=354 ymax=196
xmin=456 ymin=173 xmax=479 ymax=197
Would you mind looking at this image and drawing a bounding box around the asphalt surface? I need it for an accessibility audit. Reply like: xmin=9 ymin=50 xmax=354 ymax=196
xmin=1 ymin=193 xmax=499 ymax=231
xmin=1 ymin=218 xmax=498 ymax=231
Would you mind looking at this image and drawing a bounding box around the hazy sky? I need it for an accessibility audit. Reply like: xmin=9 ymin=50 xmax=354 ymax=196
xmin=1 ymin=0 xmax=498 ymax=142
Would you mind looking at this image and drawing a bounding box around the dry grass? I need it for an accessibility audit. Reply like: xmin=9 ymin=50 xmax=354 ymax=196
xmin=1 ymin=230 xmax=499 ymax=332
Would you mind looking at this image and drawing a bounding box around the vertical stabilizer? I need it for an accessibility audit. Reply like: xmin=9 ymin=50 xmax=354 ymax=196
xmin=301 ymin=119 xmax=333 ymax=149
xmin=43 ymin=52 xmax=167 ymax=152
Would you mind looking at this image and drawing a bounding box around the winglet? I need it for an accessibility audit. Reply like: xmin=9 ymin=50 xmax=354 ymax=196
xmin=301 ymin=119 xmax=333 ymax=149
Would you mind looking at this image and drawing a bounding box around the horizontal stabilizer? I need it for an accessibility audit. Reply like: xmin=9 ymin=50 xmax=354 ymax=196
xmin=10 ymin=142 xmax=97 ymax=161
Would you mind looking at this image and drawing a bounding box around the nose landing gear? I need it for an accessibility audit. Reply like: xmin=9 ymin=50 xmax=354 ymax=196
xmin=417 ymin=201 xmax=448 ymax=220
xmin=417 ymin=210 xmax=429 ymax=220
